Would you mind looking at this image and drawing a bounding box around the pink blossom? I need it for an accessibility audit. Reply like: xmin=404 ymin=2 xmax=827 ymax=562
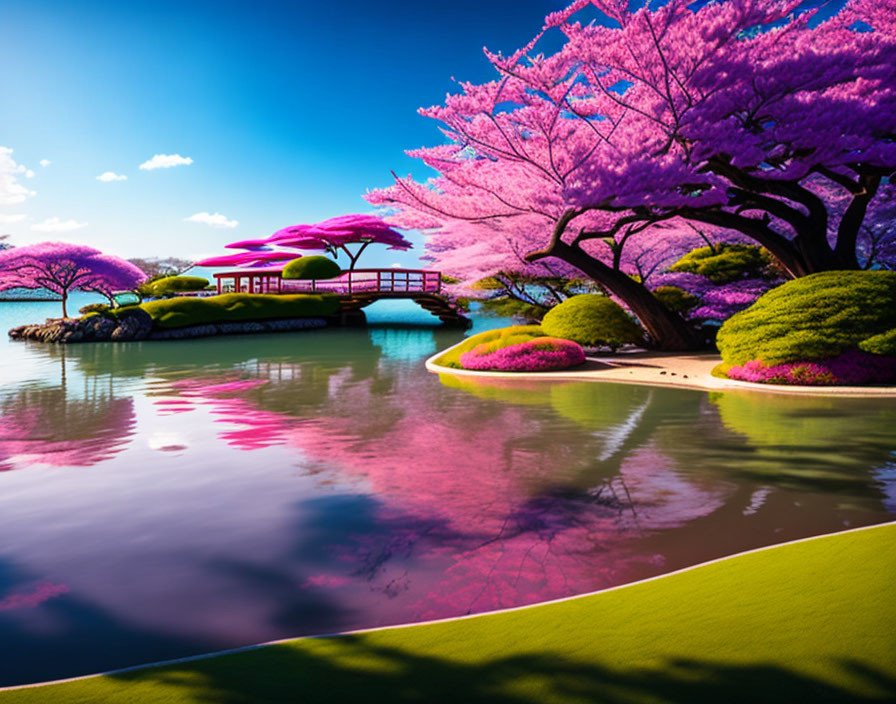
xmin=459 ymin=337 xmax=586 ymax=372
xmin=206 ymin=214 xmax=414 ymax=271
xmin=726 ymin=349 xmax=896 ymax=386
xmin=0 ymin=242 xmax=146 ymax=318
xmin=367 ymin=0 xmax=895 ymax=347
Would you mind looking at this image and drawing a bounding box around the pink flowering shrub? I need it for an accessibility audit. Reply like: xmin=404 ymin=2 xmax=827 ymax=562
xmin=460 ymin=337 xmax=586 ymax=372
xmin=726 ymin=349 xmax=896 ymax=386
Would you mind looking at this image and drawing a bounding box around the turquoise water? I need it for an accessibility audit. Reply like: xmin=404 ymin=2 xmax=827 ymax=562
xmin=0 ymin=296 xmax=894 ymax=685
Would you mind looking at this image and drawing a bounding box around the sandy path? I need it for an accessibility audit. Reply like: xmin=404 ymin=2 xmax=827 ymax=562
xmin=426 ymin=348 xmax=896 ymax=397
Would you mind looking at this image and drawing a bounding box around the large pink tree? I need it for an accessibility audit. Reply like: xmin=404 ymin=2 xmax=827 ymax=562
xmin=368 ymin=0 xmax=896 ymax=350
xmin=0 ymin=242 xmax=146 ymax=318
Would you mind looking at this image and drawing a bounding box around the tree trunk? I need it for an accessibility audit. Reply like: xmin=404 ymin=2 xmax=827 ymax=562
xmin=61 ymin=291 xmax=68 ymax=319
xmin=533 ymin=241 xmax=707 ymax=351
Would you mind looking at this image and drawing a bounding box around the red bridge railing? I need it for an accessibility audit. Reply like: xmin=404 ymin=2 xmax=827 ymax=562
xmin=213 ymin=268 xmax=442 ymax=296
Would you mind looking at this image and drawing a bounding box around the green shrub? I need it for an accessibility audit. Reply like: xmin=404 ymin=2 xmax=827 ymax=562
xmin=477 ymin=298 xmax=548 ymax=321
xmin=79 ymin=303 xmax=113 ymax=317
xmin=716 ymin=271 xmax=896 ymax=365
xmin=138 ymin=293 xmax=340 ymax=329
xmin=670 ymin=244 xmax=773 ymax=284
xmin=433 ymin=325 xmax=546 ymax=369
xmin=144 ymin=276 xmax=210 ymax=297
xmin=859 ymin=328 xmax=896 ymax=357
xmin=282 ymin=256 xmax=342 ymax=280
xmin=541 ymin=294 xmax=644 ymax=350
xmin=653 ymin=286 xmax=699 ymax=314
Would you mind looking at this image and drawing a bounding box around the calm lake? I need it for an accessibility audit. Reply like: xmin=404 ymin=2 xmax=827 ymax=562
xmin=1 ymin=295 xmax=894 ymax=686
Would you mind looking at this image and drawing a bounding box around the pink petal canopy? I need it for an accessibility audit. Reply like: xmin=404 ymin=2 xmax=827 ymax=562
xmin=0 ymin=241 xmax=146 ymax=294
xmin=195 ymin=251 xmax=298 ymax=268
xmin=226 ymin=214 xmax=412 ymax=252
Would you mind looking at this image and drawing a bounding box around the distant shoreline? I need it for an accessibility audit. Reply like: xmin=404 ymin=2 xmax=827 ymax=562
xmin=0 ymin=297 xmax=63 ymax=302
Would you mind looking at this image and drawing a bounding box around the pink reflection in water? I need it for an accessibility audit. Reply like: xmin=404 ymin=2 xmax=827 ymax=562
xmin=0 ymin=389 xmax=135 ymax=471
xmin=163 ymin=374 xmax=725 ymax=618
xmin=0 ymin=582 xmax=70 ymax=611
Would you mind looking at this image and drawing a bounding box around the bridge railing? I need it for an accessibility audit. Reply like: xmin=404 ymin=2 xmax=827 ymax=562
xmin=278 ymin=268 xmax=441 ymax=295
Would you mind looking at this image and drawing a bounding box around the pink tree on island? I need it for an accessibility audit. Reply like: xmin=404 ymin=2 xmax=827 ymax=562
xmin=222 ymin=214 xmax=413 ymax=270
xmin=0 ymin=242 xmax=146 ymax=318
xmin=368 ymin=0 xmax=896 ymax=349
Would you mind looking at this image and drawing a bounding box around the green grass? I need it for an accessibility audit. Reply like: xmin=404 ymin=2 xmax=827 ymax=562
xmin=5 ymin=523 xmax=894 ymax=703
xmin=432 ymin=325 xmax=545 ymax=368
xmin=136 ymin=293 xmax=340 ymax=329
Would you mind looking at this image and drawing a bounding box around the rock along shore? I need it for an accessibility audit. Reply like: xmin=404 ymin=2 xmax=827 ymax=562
xmin=8 ymin=308 xmax=332 ymax=344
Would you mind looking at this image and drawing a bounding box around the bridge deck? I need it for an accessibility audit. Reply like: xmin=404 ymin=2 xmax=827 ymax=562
xmin=212 ymin=268 xmax=469 ymax=326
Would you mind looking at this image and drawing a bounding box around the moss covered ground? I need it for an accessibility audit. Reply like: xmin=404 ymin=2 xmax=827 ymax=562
xmin=136 ymin=293 xmax=340 ymax=329
xmin=4 ymin=522 xmax=894 ymax=703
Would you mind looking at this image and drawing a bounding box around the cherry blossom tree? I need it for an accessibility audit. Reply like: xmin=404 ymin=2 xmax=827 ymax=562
xmin=858 ymin=182 xmax=896 ymax=271
xmin=368 ymin=0 xmax=896 ymax=350
xmin=194 ymin=250 xmax=297 ymax=268
xmin=224 ymin=214 xmax=413 ymax=270
xmin=0 ymin=242 xmax=146 ymax=318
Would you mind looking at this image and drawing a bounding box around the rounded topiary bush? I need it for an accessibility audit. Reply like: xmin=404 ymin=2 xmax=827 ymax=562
xmin=146 ymin=276 xmax=209 ymax=297
xmin=435 ymin=325 xmax=546 ymax=369
xmin=282 ymin=256 xmax=342 ymax=280
xmin=717 ymin=271 xmax=896 ymax=365
xmin=459 ymin=337 xmax=586 ymax=372
xmin=716 ymin=271 xmax=896 ymax=385
xmin=541 ymin=294 xmax=643 ymax=350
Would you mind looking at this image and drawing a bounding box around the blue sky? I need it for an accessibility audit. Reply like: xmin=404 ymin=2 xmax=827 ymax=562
xmin=0 ymin=0 xmax=564 ymax=268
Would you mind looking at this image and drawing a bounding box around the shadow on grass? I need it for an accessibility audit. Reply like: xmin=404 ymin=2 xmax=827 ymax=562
xmin=111 ymin=635 xmax=896 ymax=704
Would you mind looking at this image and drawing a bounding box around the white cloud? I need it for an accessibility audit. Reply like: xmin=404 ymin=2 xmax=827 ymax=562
xmin=0 ymin=146 xmax=37 ymax=205
xmin=139 ymin=153 xmax=193 ymax=170
xmin=184 ymin=211 xmax=238 ymax=229
xmin=25 ymin=169 xmax=35 ymax=179
xmin=0 ymin=213 xmax=26 ymax=224
xmin=31 ymin=217 xmax=88 ymax=233
xmin=96 ymin=171 xmax=128 ymax=182
xmin=39 ymin=159 xmax=51 ymax=167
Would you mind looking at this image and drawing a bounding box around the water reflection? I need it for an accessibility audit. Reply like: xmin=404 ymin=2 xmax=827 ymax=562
xmin=0 ymin=318 xmax=894 ymax=684
xmin=0 ymin=379 xmax=135 ymax=471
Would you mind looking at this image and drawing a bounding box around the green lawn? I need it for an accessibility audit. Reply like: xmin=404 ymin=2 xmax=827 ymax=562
xmin=4 ymin=523 xmax=894 ymax=703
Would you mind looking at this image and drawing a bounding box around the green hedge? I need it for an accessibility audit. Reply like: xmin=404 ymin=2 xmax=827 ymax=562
xmin=138 ymin=293 xmax=340 ymax=329
xmin=717 ymin=271 xmax=896 ymax=365
xmin=433 ymin=325 xmax=546 ymax=369
xmin=541 ymin=294 xmax=643 ymax=350
xmin=283 ymin=256 xmax=342 ymax=280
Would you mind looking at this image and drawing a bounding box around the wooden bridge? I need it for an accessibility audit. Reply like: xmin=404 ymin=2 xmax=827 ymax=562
xmin=212 ymin=268 xmax=470 ymax=326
